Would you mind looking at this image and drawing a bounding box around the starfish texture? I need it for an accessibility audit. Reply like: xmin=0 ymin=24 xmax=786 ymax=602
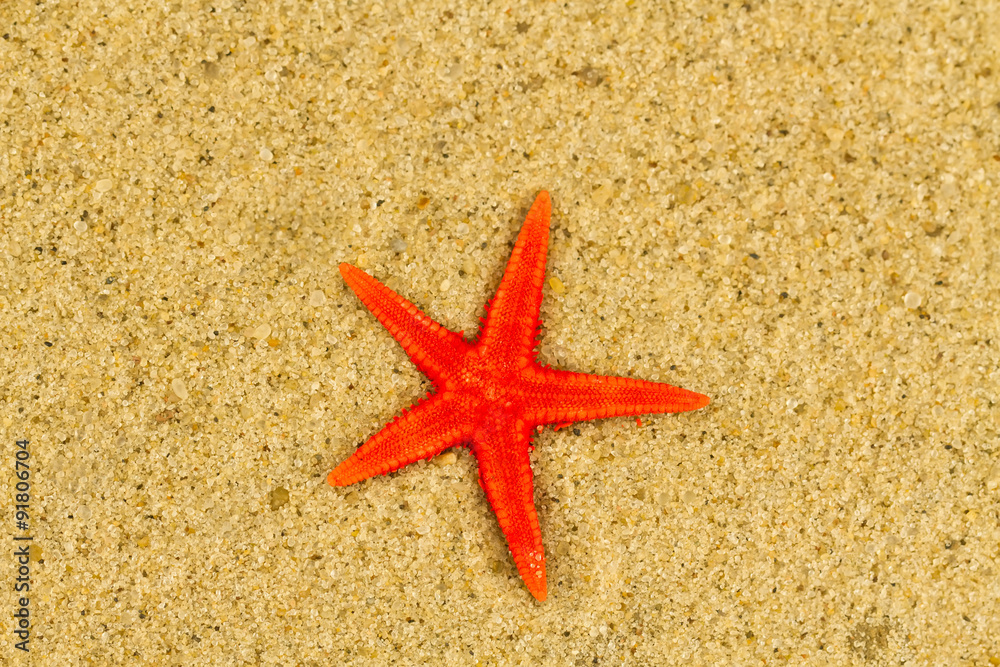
xmin=329 ymin=191 xmax=709 ymax=601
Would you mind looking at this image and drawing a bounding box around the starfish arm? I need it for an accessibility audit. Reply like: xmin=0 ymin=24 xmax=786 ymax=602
xmin=340 ymin=263 xmax=472 ymax=385
xmin=328 ymin=394 xmax=472 ymax=486
xmin=521 ymin=368 xmax=710 ymax=425
xmin=473 ymin=425 xmax=548 ymax=601
xmin=478 ymin=192 xmax=552 ymax=367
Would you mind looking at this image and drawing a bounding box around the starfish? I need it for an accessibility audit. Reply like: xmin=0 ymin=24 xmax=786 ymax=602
xmin=329 ymin=191 xmax=709 ymax=601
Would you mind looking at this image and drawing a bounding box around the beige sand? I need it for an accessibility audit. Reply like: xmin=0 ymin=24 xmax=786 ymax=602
xmin=2 ymin=0 xmax=999 ymax=664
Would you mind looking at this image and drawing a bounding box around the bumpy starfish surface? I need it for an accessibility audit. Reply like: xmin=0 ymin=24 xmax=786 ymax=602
xmin=329 ymin=191 xmax=709 ymax=601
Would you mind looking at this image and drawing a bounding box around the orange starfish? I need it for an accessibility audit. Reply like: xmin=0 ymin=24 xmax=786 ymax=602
xmin=329 ymin=191 xmax=709 ymax=601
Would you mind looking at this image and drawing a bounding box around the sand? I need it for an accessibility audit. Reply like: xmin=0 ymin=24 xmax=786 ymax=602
xmin=2 ymin=0 xmax=999 ymax=664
